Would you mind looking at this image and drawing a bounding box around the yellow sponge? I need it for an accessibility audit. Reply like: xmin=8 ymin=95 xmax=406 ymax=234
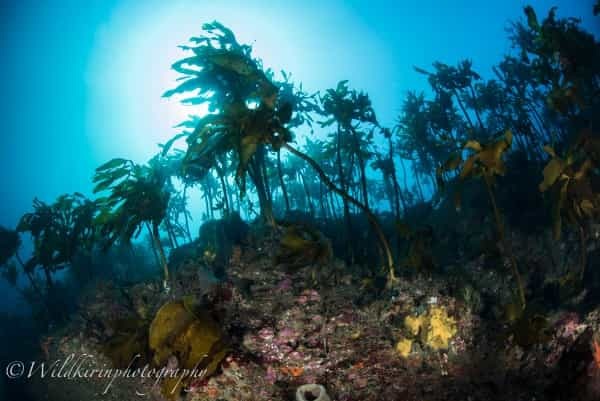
xmin=423 ymin=306 xmax=457 ymax=350
xmin=395 ymin=338 xmax=413 ymax=357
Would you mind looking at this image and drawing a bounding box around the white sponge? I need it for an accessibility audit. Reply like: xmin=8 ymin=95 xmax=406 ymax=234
xmin=296 ymin=384 xmax=331 ymax=401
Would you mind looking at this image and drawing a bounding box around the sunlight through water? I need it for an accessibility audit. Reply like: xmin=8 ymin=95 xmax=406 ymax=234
xmin=85 ymin=0 xmax=397 ymax=164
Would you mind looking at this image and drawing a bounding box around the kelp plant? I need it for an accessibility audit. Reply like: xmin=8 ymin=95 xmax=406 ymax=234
xmin=93 ymin=156 xmax=171 ymax=290
xmin=17 ymin=194 xmax=97 ymax=288
xmin=539 ymin=130 xmax=600 ymax=282
xmin=438 ymin=130 xmax=527 ymax=309
xmin=319 ymin=81 xmax=379 ymax=262
xmin=15 ymin=194 xmax=97 ymax=319
xmin=161 ymin=22 xmax=281 ymax=225
xmin=162 ymin=22 xmax=397 ymax=285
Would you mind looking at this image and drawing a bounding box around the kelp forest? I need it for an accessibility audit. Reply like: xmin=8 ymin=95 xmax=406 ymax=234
xmin=1 ymin=4 xmax=600 ymax=401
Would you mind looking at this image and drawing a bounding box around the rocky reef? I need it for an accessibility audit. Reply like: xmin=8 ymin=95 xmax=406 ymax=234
xmin=23 ymin=223 xmax=600 ymax=401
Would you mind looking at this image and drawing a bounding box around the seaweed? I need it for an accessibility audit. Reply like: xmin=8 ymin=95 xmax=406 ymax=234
xmin=539 ymin=130 xmax=600 ymax=281
xmin=148 ymin=300 xmax=228 ymax=399
xmin=17 ymin=194 xmax=96 ymax=291
xmin=439 ymin=130 xmax=527 ymax=309
xmin=163 ymin=23 xmax=397 ymax=286
xmin=93 ymin=157 xmax=172 ymax=289
xmin=101 ymin=316 xmax=150 ymax=368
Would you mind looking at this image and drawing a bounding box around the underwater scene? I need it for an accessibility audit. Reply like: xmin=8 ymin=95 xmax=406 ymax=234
xmin=1 ymin=0 xmax=600 ymax=400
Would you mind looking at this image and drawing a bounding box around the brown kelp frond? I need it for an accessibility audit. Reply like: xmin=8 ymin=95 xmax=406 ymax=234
xmin=539 ymin=130 xmax=600 ymax=240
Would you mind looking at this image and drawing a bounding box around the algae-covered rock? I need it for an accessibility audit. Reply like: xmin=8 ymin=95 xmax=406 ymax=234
xmin=276 ymin=224 xmax=332 ymax=267
xmin=196 ymin=212 xmax=249 ymax=277
xmin=512 ymin=313 xmax=548 ymax=347
xmin=459 ymin=283 xmax=483 ymax=313
xmin=102 ymin=317 xmax=149 ymax=368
